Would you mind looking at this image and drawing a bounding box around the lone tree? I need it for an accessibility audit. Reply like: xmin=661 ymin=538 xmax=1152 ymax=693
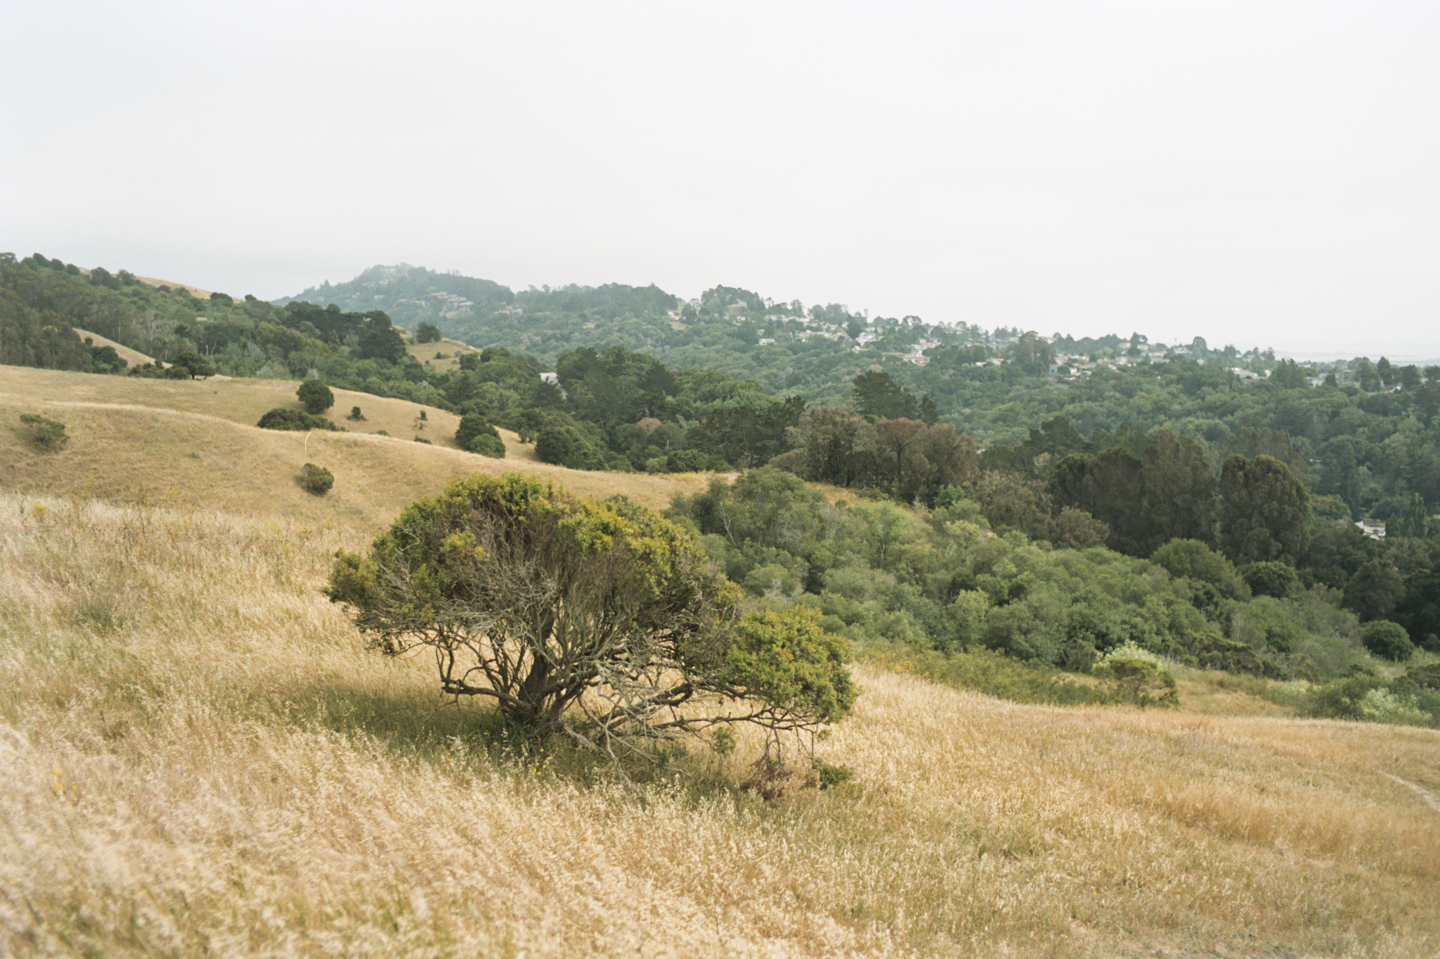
xmin=297 ymin=379 xmax=335 ymax=414
xmin=326 ymin=475 xmax=855 ymax=758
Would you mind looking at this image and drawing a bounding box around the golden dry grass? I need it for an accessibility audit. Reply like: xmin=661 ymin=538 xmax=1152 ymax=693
xmin=133 ymin=274 xmax=216 ymax=299
xmin=2 ymin=493 xmax=1438 ymax=958
xmin=4 ymin=365 xmax=1440 ymax=956
xmin=0 ymin=366 xmax=725 ymax=530
xmin=71 ymin=329 xmax=155 ymax=368
xmin=406 ymin=336 xmax=481 ymax=375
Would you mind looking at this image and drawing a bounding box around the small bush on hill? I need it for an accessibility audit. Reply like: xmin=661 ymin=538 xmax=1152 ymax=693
xmin=1093 ymin=644 xmax=1178 ymax=707
xmin=170 ymin=351 xmax=216 ymax=380
xmin=1298 ymin=672 xmax=1437 ymax=726
xmin=348 ymin=406 xmax=365 ymax=421
xmin=1361 ymin=620 xmax=1415 ymax=661
xmin=456 ymin=414 xmax=505 ymax=458
xmin=297 ymin=379 xmax=335 ymax=414
xmin=468 ymin=433 xmax=505 ymax=457
xmin=859 ymin=640 xmax=1114 ymax=706
xmin=257 ymin=408 xmax=340 ymax=432
xmin=299 ymin=463 xmax=334 ymax=495
xmin=19 ymin=413 xmax=68 ymax=451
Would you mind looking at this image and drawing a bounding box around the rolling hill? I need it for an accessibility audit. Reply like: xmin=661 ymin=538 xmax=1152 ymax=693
xmin=2 ymin=363 xmax=1439 ymax=957
xmin=1 ymin=366 xmax=724 ymax=532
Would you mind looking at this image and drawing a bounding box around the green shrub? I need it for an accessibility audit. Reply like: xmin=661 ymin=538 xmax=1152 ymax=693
xmin=257 ymin=408 xmax=340 ymax=432
xmin=468 ymin=433 xmax=506 ymax=458
xmin=297 ymin=379 xmax=335 ymax=414
xmin=1299 ymin=673 xmax=1435 ymax=726
xmin=299 ymin=463 xmax=334 ymax=495
xmin=1241 ymin=561 xmax=1303 ymax=599
xmin=812 ymin=758 xmax=857 ymax=791
xmin=348 ymin=406 xmax=365 ymax=421
xmin=19 ymin=413 xmax=68 ymax=451
xmin=170 ymin=350 xmax=216 ymax=380
xmin=1361 ymin=620 xmax=1415 ymax=661
xmin=456 ymin=413 xmax=505 ymax=458
xmin=858 ymin=640 xmax=1113 ymax=707
xmin=1093 ymin=652 xmax=1178 ymax=707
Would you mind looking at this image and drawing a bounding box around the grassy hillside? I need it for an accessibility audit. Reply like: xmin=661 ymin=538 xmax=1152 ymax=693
xmin=2 ymin=493 xmax=1437 ymax=957
xmin=72 ymin=328 xmax=155 ymax=368
xmin=1 ymin=366 xmax=722 ymax=530
xmin=406 ymin=335 xmax=482 ymax=375
xmin=3 ymin=364 xmax=1439 ymax=956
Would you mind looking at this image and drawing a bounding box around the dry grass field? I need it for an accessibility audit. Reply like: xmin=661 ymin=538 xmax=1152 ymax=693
xmin=71 ymin=329 xmax=155 ymax=368
xmin=0 ymin=366 xmax=724 ymax=528
xmin=2 ymin=365 xmax=1439 ymax=957
xmin=406 ymin=336 xmax=482 ymax=375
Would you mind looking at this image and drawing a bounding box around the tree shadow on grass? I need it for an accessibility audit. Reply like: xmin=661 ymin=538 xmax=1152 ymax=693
xmin=260 ymin=677 xmax=740 ymax=792
xmin=262 ymin=678 xmax=516 ymax=756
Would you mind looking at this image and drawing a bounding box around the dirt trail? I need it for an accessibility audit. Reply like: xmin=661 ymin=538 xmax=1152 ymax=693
xmin=1384 ymin=773 xmax=1440 ymax=813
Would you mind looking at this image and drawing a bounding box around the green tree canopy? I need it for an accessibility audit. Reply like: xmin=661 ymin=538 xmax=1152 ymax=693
xmin=297 ymin=379 xmax=335 ymax=414
xmin=1217 ymin=455 xmax=1311 ymax=566
xmin=455 ymin=413 xmax=505 ymax=458
xmin=326 ymin=476 xmax=854 ymax=755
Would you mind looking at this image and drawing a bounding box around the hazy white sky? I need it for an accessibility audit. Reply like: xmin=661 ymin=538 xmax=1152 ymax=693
xmin=3 ymin=1 xmax=1436 ymax=360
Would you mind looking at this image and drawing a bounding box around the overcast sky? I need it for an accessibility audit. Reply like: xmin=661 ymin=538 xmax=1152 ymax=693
xmin=3 ymin=1 xmax=1436 ymax=360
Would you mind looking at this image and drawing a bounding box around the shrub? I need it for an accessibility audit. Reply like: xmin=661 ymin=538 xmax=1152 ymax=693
xmin=1299 ymin=673 xmax=1434 ymax=726
xmin=256 ymin=408 xmax=339 ymax=432
xmin=326 ymin=475 xmax=855 ymax=760
xmin=19 ymin=413 xmax=68 ymax=451
xmin=1361 ymin=620 xmax=1415 ymax=661
xmin=416 ymin=322 xmax=442 ymax=343
xmin=858 ymin=641 xmax=1113 ymax=707
xmin=170 ymin=351 xmax=216 ymax=379
xmin=468 ymin=433 xmax=505 ymax=458
xmin=299 ymin=463 xmax=334 ymax=495
xmin=1092 ymin=643 xmax=1178 ymax=707
xmin=1241 ymin=561 xmax=1303 ymax=599
xmin=348 ymin=406 xmax=365 ymax=421
xmin=535 ymin=425 xmax=603 ymax=470
xmin=456 ymin=413 xmax=504 ymax=458
xmin=297 ymin=379 xmax=335 ymax=414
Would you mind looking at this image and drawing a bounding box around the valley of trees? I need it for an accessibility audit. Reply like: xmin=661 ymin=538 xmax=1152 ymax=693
xmin=6 ymin=251 xmax=1440 ymax=726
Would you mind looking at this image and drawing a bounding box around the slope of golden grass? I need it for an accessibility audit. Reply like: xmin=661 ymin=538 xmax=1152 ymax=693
xmin=0 ymin=366 xmax=723 ymax=532
xmin=2 ymin=494 xmax=1437 ymax=958
xmin=71 ymin=329 xmax=155 ymax=368
xmin=134 ymin=274 xmax=216 ymax=299
xmin=406 ymin=336 xmax=481 ymax=374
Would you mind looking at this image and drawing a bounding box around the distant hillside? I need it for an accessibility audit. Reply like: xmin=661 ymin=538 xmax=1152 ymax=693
xmin=72 ymin=328 xmax=154 ymax=368
xmin=0 ymin=366 xmax=724 ymax=533
xmin=277 ymin=264 xmax=515 ymax=326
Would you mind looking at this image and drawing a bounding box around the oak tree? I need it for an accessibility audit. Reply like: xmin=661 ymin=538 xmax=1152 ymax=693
xmin=327 ymin=475 xmax=854 ymax=758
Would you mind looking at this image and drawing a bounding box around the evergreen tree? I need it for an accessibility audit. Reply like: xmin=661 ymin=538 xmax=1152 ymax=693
xmin=1218 ymin=455 xmax=1311 ymax=566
